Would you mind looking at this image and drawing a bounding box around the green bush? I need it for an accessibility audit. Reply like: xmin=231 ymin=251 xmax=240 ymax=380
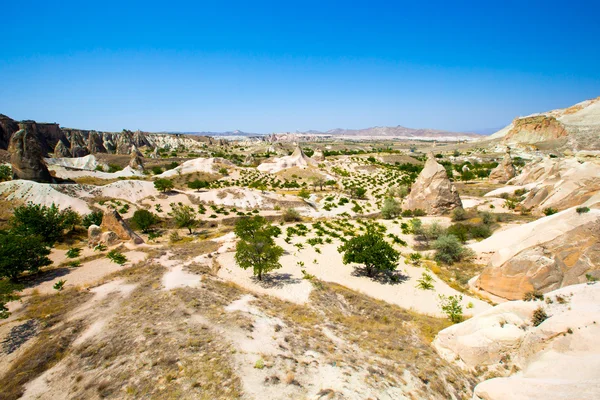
xmin=576 ymin=206 xmax=590 ymax=214
xmin=0 ymin=165 xmax=12 ymax=182
xmin=11 ymin=203 xmax=66 ymax=246
xmin=66 ymin=247 xmax=81 ymax=259
xmin=154 ymin=178 xmax=174 ymax=193
xmin=451 ymin=208 xmax=467 ymax=221
xmin=543 ymin=207 xmax=558 ymax=216
xmin=107 ymin=250 xmax=127 ymax=265
xmin=439 ymin=294 xmax=463 ymax=323
xmin=131 ymin=209 xmax=159 ymax=233
xmin=433 ymin=234 xmax=472 ymax=264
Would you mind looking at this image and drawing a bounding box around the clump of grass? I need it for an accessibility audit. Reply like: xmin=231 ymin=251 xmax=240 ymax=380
xmin=107 ymin=249 xmax=127 ymax=265
xmin=531 ymin=307 xmax=548 ymax=327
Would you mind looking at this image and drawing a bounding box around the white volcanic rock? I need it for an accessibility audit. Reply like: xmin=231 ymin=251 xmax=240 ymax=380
xmin=0 ymin=180 xmax=91 ymax=214
xmin=257 ymin=146 xmax=316 ymax=173
xmin=434 ymin=283 xmax=600 ymax=400
xmin=403 ymin=153 xmax=462 ymax=215
xmin=488 ymin=151 xmax=516 ymax=183
xmin=44 ymin=154 xmax=104 ymax=171
xmin=155 ymin=157 xmax=234 ymax=178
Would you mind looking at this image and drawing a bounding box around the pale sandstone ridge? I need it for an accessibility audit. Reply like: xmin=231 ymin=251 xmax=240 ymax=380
xmin=403 ymin=152 xmax=462 ymax=215
xmin=8 ymin=126 xmax=53 ymax=182
xmin=100 ymin=210 xmax=144 ymax=244
xmin=471 ymin=204 xmax=600 ymax=300
xmin=488 ymin=96 xmax=600 ymax=150
xmin=488 ymin=149 xmax=516 ymax=183
xmin=257 ymin=145 xmax=316 ymax=173
xmin=433 ymin=283 xmax=600 ymax=400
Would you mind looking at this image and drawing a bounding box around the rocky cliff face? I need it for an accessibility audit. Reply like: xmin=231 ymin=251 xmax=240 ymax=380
xmin=0 ymin=113 xmax=215 ymax=157
xmin=8 ymin=125 xmax=53 ymax=182
xmin=403 ymin=153 xmax=462 ymax=215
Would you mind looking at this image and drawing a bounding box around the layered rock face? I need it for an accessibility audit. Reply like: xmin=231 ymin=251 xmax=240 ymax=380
xmin=257 ymin=146 xmax=316 ymax=173
xmin=0 ymin=114 xmax=19 ymax=149
xmin=403 ymin=153 xmax=462 ymax=215
xmin=8 ymin=126 xmax=53 ymax=182
xmin=488 ymin=151 xmax=516 ymax=183
xmin=434 ymin=283 xmax=600 ymax=400
xmin=54 ymin=140 xmax=72 ymax=158
xmin=472 ymin=204 xmax=600 ymax=300
xmin=101 ymin=210 xmax=143 ymax=244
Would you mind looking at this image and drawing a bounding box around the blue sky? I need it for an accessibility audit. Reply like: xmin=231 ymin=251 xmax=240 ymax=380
xmin=1 ymin=0 xmax=599 ymax=133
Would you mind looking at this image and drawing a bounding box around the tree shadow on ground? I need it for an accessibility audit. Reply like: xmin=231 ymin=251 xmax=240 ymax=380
xmin=252 ymin=272 xmax=302 ymax=289
xmin=351 ymin=267 xmax=410 ymax=285
xmin=17 ymin=268 xmax=71 ymax=289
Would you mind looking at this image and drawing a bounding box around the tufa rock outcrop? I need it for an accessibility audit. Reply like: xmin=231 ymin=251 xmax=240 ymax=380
xmin=101 ymin=210 xmax=144 ymax=244
xmin=129 ymin=147 xmax=145 ymax=171
xmin=8 ymin=125 xmax=53 ymax=182
xmin=312 ymin=149 xmax=325 ymax=162
xmin=403 ymin=153 xmax=462 ymax=215
xmin=489 ymin=149 xmax=516 ymax=183
xmin=87 ymin=225 xmax=102 ymax=247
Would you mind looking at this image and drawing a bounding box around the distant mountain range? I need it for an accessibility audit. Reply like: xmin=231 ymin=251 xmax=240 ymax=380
xmin=177 ymin=125 xmax=484 ymax=140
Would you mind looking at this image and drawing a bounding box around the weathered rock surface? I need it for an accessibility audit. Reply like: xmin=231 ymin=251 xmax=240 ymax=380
xmin=8 ymin=126 xmax=53 ymax=182
xmin=434 ymin=283 xmax=600 ymax=400
xmin=100 ymin=231 xmax=120 ymax=246
xmin=129 ymin=147 xmax=145 ymax=171
xmin=53 ymin=140 xmax=72 ymax=158
xmin=312 ymin=149 xmax=325 ymax=162
xmin=403 ymin=153 xmax=462 ymax=215
xmin=88 ymin=224 xmax=102 ymax=247
xmin=101 ymin=210 xmax=143 ymax=244
xmin=257 ymin=146 xmax=316 ymax=173
xmin=488 ymin=150 xmax=516 ymax=183
xmin=472 ymin=204 xmax=600 ymax=300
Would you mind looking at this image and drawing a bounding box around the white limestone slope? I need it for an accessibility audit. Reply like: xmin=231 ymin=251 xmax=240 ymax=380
xmin=433 ymin=283 xmax=600 ymax=400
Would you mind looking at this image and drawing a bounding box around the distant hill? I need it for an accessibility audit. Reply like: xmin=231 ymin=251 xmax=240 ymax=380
xmin=312 ymin=125 xmax=481 ymax=141
xmin=487 ymin=96 xmax=600 ymax=150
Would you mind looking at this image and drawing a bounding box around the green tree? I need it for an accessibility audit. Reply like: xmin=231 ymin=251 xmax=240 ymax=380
xmin=0 ymin=165 xmax=12 ymax=182
xmin=0 ymin=232 xmax=52 ymax=279
xmin=234 ymin=217 xmax=284 ymax=281
xmin=11 ymin=203 xmax=66 ymax=245
xmin=82 ymin=211 xmax=103 ymax=228
xmin=188 ymin=179 xmax=209 ymax=191
xmin=381 ymin=197 xmax=401 ymax=219
xmin=439 ymin=294 xmax=463 ymax=323
xmin=338 ymin=226 xmax=399 ymax=277
xmin=131 ymin=209 xmax=159 ymax=233
xmin=154 ymin=178 xmax=174 ymax=193
xmin=170 ymin=204 xmax=197 ymax=234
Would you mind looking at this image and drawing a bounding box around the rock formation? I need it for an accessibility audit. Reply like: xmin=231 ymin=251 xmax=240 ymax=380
xmin=470 ymin=202 xmax=600 ymax=300
xmin=88 ymin=225 xmax=102 ymax=247
xmin=488 ymin=149 xmax=516 ymax=183
xmin=8 ymin=126 xmax=53 ymax=182
xmin=129 ymin=147 xmax=145 ymax=171
xmin=101 ymin=210 xmax=144 ymax=244
xmin=54 ymin=140 xmax=72 ymax=158
xmin=312 ymin=149 xmax=325 ymax=162
xmin=0 ymin=114 xmax=19 ymax=149
xmin=257 ymin=145 xmax=316 ymax=173
xmin=403 ymin=153 xmax=462 ymax=215
xmin=434 ymin=283 xmax=600 ymax=400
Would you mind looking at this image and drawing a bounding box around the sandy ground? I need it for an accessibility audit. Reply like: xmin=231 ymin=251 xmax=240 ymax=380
xmin=217 ymin=220 xmax=490 ymax=317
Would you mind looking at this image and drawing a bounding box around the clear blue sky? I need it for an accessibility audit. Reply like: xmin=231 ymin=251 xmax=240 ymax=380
xmin=1 ymin=0 xmax=599 ymax=133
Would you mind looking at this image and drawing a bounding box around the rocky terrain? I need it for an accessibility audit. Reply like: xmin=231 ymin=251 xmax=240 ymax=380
xmin=1 ymin=101 xmax=599 ymax=399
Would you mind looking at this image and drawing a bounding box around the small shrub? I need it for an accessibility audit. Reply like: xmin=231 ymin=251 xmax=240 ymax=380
xmin=531 ymin=307 xmax=548 ymax=327
xmin=523 ymin=291 xmax=544 ymax=301
xmin=451 ymin=208 xmax=467 ymax=221
xmin=66 ymin=247 xmax=82 ymax=259
xmin=439 ymin=294 xmax=463 ymax=323
xmin=543 ymin=207 xmax=558 ymax=216
xmin=107 ymin=250 xmax=127 ymax=265
xmin=94 ymin=244 xmax=107 ymax=252
xmin=416 ymin=272 xmax=434 ymax=290
xmin=53 ymin=280 xmax=66 ymax=291
xmin=576 ymin=206 xmax=590 ymax=214
xmin=282 ymin=208 xmax=302 ymax=222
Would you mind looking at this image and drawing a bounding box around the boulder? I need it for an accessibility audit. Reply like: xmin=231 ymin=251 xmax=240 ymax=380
xmin=54 ymin=140 xmax=72 ymax=158
xmin=489 ymin=150 xmax=516 ymax=183
xmin=88 ymin=224 xmax=102 ymax=247
xmin=8 ymin=126 xmax=53 ymax=182
xmin=403 ymin=153 xmax=462 ymax=215
xmin=101 ymin=210 xmax=143 ymax=244
xmin=434 ymin=283 xmax=600 ymax=400
xmin=100 ymin=231 xmax=120 ymax=246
